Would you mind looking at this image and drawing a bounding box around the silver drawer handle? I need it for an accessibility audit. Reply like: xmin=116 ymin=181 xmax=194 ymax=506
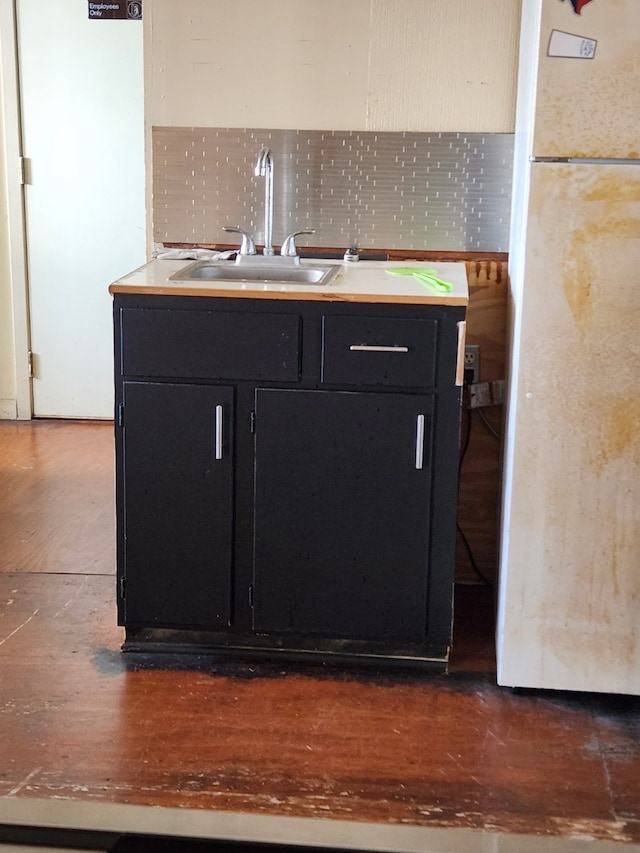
xmin=215 ymin=404 xmax=223 ymax=460
xmin=415 ymin=414 xmax=425 ymax=470
xmin=349 ymin=345 xmax=409 ymax=353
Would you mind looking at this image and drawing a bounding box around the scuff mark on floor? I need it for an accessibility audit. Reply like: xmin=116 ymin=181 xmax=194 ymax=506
xmin=53 ymin=577 xmax=88 ymax=618
xmin=550 ymin=816 xmax=637 ymax=844
xmin=6 ymin=767 xmax=42 ymax=797
xmin=0 ymin=609 xmax=39 ymax=647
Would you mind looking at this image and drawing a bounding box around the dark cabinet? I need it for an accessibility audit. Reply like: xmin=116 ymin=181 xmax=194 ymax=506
xmin=113 ymin=292 xmax=465 ymax=669
xmin=119 ymin=381 xmax=234 ymax=629
xmin=253 ymin=389 xmax=434 ymax=641
xmin=321 ymin=315 xmax=438 ymax=387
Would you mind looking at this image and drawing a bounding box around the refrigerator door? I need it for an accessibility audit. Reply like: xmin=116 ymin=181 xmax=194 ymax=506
xmin=497 ymin=161 xmax=640 ymax=694
xmin=531 ymin=0 xmax=640 ymax=158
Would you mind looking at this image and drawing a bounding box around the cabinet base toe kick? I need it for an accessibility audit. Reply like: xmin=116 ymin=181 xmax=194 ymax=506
xmin=122 ymin=628 xmax=451 ymax=672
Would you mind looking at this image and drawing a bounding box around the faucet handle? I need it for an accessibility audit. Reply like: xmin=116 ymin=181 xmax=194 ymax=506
xmin=280 ymin=229 xmax=316 ymax=258
xmin=223 ymin=226 xmax=256 ymax=256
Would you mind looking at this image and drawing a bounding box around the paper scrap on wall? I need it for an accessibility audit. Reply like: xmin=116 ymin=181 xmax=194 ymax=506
xmin=560 ymin=0 xmax=594 ymax=14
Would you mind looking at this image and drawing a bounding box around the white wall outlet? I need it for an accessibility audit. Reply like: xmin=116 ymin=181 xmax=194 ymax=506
xmin=464 ymin=345 xmax=480 ymax=384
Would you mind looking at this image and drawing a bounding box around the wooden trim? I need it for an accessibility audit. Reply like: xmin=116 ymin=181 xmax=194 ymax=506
xmin=108 ymin=283 xmax=468 ymax=307
xmin=159 ymin=242 xmax=509 ymax=264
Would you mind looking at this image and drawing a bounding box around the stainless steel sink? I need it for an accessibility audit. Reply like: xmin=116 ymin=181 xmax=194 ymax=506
xmin=169 ymin=261 xmax=340 ymax=286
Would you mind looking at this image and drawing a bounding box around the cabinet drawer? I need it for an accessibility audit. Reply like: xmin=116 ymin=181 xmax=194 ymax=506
xmin=120 ymin=308 xmax=300 ymax=381
xmin=321 ymin=315 xmax=437 ymax=387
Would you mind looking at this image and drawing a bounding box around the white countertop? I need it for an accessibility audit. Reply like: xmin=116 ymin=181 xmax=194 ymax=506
xmin=109 ymin=258 xmax=469 ymax=306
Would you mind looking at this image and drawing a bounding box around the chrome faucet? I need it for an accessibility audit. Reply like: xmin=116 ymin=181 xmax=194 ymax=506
xmin=281 ymin=229 xmax=315 ymax=258
xmin=254 ymin=146 xmax=274 ymax=256
xmin=224 ymin=148 xmax=315 ymax=263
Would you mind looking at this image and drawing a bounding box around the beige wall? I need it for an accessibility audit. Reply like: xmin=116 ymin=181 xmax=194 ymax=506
xmin=0 ymin=1 xmax=520 ymax=419
xmin=146 ymin=0 xmax=521 ymax=132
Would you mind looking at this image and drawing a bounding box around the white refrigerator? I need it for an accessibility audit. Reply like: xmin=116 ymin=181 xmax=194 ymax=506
xmin=496 ymin=0 xmax=640 ymax=694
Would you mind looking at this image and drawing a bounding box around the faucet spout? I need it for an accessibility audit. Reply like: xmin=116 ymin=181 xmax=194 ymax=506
xmin=254 ymin=146 xmax=274 ymax=256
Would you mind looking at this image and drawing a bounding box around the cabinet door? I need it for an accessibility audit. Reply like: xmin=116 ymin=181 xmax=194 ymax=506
xmin=120 ymin=381 xmax=233 ymax=628
xmin=253 ymin=389 xmax=434 ymax=641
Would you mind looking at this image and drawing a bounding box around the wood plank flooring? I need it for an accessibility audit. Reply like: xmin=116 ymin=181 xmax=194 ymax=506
xmin=0 ymin=420 xmax=114 ymax=574
xmin=1 ymin=420 xmax=639 ymax=848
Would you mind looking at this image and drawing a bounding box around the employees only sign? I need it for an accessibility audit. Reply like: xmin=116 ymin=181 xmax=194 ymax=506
xmin=88 ymin=2 xmax=142 ymax=19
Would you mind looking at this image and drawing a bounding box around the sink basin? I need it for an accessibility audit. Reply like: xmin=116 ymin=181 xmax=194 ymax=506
xmin=169 ymin=261 xmax=340 ymax=286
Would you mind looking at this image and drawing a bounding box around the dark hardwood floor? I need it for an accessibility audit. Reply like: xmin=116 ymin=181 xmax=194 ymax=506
xmin=1 ymin=420 xmax=639 ymax=849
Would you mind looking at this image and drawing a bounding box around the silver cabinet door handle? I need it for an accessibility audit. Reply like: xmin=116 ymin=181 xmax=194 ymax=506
xmin=349 ymin=345 xmax=409 ymax=353
xmin=215 ymin=404 xmax=223 ymax=460
xmin=415 ymin=414 xmax=425 ymax=470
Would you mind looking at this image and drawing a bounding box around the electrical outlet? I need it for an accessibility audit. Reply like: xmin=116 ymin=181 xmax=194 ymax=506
xmin=464 ymin=345 xmax=480 ymax=384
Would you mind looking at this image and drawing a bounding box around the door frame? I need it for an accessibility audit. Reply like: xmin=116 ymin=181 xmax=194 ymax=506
xmin=0 ymin=0 xmax=32 ymax=419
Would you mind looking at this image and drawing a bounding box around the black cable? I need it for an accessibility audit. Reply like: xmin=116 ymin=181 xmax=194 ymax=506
xmin=457 ymin=393 xmax=493 ymax=587
xmin=477 ymin=407 xmax=502 ymax=441
xmin=456 ymin=520 xmax=492 ymax=586
xmin=458 ymin=402 xmax=472 ymax=473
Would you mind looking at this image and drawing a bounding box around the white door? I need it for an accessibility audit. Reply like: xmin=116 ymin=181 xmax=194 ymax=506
xmin=17 ymin=0 xmax=145 ymax=418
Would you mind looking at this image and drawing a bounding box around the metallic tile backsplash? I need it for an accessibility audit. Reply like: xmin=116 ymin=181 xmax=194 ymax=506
xmin=152 ymin=128 xmax=514 ymax=253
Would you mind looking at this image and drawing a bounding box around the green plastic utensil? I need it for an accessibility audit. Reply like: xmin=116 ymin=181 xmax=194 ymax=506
xmin=385 ymin=267 xmax=453 ymax=293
